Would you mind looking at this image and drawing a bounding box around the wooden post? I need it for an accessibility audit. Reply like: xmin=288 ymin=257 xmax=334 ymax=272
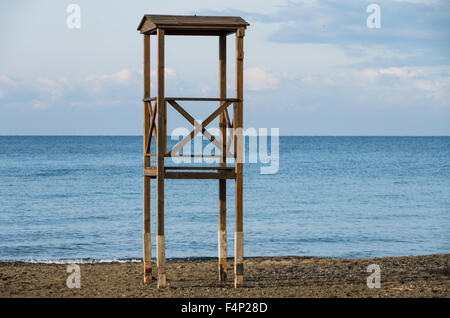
xmin=234 ymin=27 xmax=245 ymax=288
xmin=218 ymin=35 xmax=227 ymax=283
xmin=156 ymin=28 xmax=167 ymax=289
xmin=142 ymin=33 xmax=152 ymax=283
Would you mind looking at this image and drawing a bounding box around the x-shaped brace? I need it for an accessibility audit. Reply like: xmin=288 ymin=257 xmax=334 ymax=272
xmin=145 ymin=101 xmax=157 ymax=154
xmin=167 ymin=100 xmax=234 ymax=158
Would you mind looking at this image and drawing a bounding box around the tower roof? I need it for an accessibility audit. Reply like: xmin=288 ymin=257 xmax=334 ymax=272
xmin=137 ymin=14 xmax=249 ymax=36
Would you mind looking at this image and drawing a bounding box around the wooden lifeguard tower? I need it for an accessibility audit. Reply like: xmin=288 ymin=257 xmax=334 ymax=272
xmin=137 ymin=15 xmax=249 ymax=288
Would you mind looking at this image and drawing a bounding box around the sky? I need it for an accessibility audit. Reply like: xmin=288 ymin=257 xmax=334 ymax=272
xmin=0 ymin=0 xmax=449 ymax=135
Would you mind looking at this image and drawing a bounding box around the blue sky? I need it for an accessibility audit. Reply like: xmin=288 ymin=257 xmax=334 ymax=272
xmin=0 ymin=0 xmax=449 ymax=135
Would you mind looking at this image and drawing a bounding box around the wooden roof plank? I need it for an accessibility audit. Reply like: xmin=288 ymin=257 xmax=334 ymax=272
xmin=138 ymin=14 xmax=249 ymax=35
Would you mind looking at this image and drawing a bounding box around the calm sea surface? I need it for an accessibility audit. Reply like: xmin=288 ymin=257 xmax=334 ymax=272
xmin=0 ymin=136 xmax=448 ymax=262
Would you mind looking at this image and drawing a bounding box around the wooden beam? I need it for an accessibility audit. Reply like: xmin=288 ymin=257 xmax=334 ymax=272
xmin=226 ymin=133 xmax=233 ymax=158
xmin=156 ymin=28 xmax=166 ymax=289
xmin=165 ymin=166 xmax=234 ymax=170
xmin=145 ymin=101 xmax=157 ymax=155
xmin=145 ymin=168 xmax=235 ymax=178
xmin=224 ymin=109 xmax=232 ymax=129
xmin=158 ymin=29 xmax=236 ymax=36
xmin=234 ymin=27 xmax=244 ymax=288
xmin=218 ymin=34 xmax=227 ymax=284
xmin=165 ymin=171 xmax=235 ymax=179
xmin=165 ymin=154 xmax=224 ymax=158
xmin=165 ymin=97 xmax=239 ymax=102
xmin=143 ymin=167 xmax=157 ymax=177
xmin=147 ymin=153 xmax=231 ymax=158
xmin=146 ymin=102 xmax=153 ymax=116
xmin=142 ymin=33 xmax=152 ymax=283
xmin=219 ymin=36 xmax=227 ymax=166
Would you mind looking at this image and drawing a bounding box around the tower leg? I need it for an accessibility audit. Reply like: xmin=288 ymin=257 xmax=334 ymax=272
xmin=156 ymin=28 xmax=166 ymax=289
xmin=156 ymin=149 xmax=166 ymax=289
xmin=143 ymin=177 xmax=152 ymax=282
xmin=234 ymin=28 xmax=245 ymax=288
xmin=218 ymin=179 xmax=227 ymax=282
xmin=142 ymin=33 xmax=152 ymax=283
xmin=234 ymin=174 xmax=244 ymax=288
xmin=218 ymin=34 xmax=227 ymax=283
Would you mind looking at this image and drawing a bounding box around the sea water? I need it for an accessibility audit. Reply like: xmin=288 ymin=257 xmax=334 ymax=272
xmin=0 ymin=136 xmax=448 ymax=262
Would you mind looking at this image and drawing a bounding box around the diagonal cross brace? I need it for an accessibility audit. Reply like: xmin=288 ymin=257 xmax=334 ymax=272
xmin=145 ymin=101 xmax=157 ymax=154
xmin=167 ymin=100 xmax=233 ymax=157
xmin=224 ymin=109 xmax=232 ymax=129
xmin=168 ymin=100 xmax=232 ymax=157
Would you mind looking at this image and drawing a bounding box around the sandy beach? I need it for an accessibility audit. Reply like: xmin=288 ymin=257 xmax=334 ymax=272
xmin=0 ymin=254 xmax=448 ymax=298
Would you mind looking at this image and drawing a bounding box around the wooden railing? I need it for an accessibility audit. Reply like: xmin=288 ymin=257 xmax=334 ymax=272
xmin=143 ymin=97 xmax=238 ymax=158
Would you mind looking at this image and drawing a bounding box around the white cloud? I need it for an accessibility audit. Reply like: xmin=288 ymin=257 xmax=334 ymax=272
xmin=32 ymin=101 xmax=49 ymax=110
xmin=150 ymin=67 xmax=177 ymax=78
xmin=0 ymin=75 xmax=12 ymax=83
xmin=199 ymin=83 xmax=211 ymax=95
xmin=357 ymin=69 xmax=381 ymax=82
xmin=378 ymin=67 xmax=421 ymax=78
xmin=86 ymin=69 xmax=140 ymax=86
xmin=287 ymin=66 xmax=450 ymax=109
xmin=84 ymin=68 xmax=176 ymax=88
xmin=411 ymin=76 xmax=450 ymax=99
xmin=36 ymin=77 xmax=63 ymax=101
xmin=92 ymin=70 xmax=133 ymax=85
xmin=357 ymin=67 xmax=423 ymax=82
xmin=0 ymin=90 xmax=4 ymax=99
xmin=393 ymin=0 xmax=441 ymax=4
xmin=413 ymin=79 xmax=435 ymax=91
xmin=107 ymin=70 xmax=132 ymax=84
xmin=245 ymin=66 xmax=279 ymax=91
